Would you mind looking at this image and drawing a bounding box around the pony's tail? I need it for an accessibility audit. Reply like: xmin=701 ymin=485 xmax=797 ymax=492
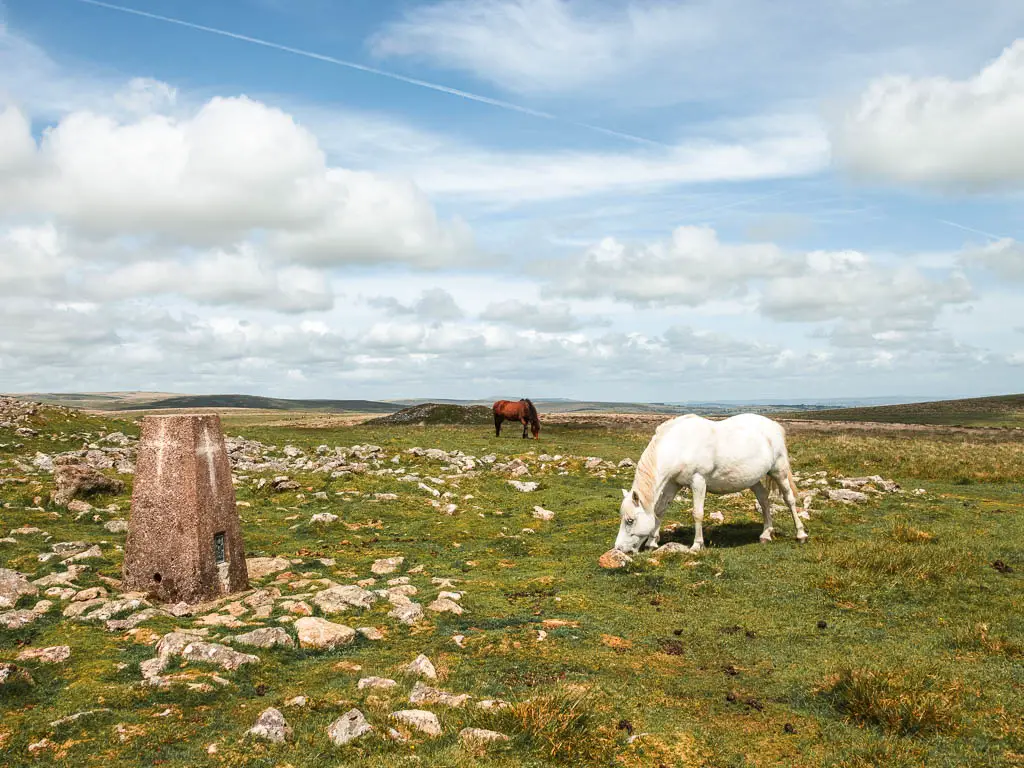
xmin=761 ymin=472 xmax=802 ymax=509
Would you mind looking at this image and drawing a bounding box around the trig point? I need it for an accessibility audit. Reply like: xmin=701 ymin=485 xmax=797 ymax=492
xmin=123 ymin=414 xmax=249 ymax=603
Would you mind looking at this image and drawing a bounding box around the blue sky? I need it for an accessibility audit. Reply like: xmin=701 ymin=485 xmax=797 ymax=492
xmin=1 ymin=0 xmax=1022 ymax=402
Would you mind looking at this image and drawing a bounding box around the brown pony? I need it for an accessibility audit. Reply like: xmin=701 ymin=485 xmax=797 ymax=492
xmin=493 ymin=398 xmax=540 ymax=439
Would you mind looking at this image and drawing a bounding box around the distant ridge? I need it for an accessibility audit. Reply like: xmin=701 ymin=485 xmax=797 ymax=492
xmin=784 ymin=394 xmax=1024 ymax=428
xmin=22 ymin=393 xmax=398 ymax=414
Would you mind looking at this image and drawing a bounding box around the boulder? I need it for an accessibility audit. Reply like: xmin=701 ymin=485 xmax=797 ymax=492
xmin=405 ymin=654 xmax=437 ymax=679
xmin=371 ymin=557 xmax=404 ymax=575
xmin=247 ymin=708 xmax=292 ymax=744
xmin=460 ymin=727 xmax=509 ymax=746
xmin=357 ymin=676 xmax=397 ymax=690
xmin=16 ymin=646 xmax=71 ymax=664
xmin=0 ymin=568 xmax=39 ymax=609
xmin=598 ymin=549 xmax=632 ymax=569
xmin=409 ymin=681 xmax=470 ymax=708
xmin=327 ymin=709 xmax=373 ymax=746
xmin=52 ymin=464 xmax=124 ymax=506
xmin=391 ymin=709 xmax=441 ymax=738
xmin=181 ymin=641 xmax=260 ymax=671
xmin=313 ymin=584 xmax=377 ymax=614
xmin=245 ymin=557 xmax=291 ymax=579
xmin=827 ymin=489 xmax=869 ymax=503
xmin=231 ymin=627 xmax=294 ymax=649
xmin=427 ymin=598 xmax=464 ymax=615
xmin=294 ymin=617 xmax=356 ymax=650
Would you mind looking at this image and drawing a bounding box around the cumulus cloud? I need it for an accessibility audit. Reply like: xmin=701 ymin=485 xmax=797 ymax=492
xmin=479 ymin=299 xmax=605 ymax=332
xmin=558 ymin=226 xmax=787 ymax=306
xmin=834 ymin=39 xmax=1024 ymax=190
xmin=0 ymin=95 xmax=477 ymax=265
xmin=958 ymin=238 xmax=1024 ymax=280
xmin=368 ymin=288 xmax=464 ymax=322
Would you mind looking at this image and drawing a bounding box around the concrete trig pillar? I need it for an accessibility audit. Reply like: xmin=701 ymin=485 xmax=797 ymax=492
xmin=122 ymin=414 xmax=249 ymax=603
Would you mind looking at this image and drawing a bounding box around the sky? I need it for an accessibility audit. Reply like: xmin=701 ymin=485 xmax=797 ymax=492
xmin=1 ymin=0 xmax=1022 ymax=403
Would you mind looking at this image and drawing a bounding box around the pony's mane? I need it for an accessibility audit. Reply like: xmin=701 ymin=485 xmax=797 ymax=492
xmin=522 ymin=398 xmax=540 ymax=428
xmin=632 ymin=430 xmax=662 ymax=509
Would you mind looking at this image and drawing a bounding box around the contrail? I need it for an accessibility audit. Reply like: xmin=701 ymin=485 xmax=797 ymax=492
xmin=65 ymin=0 xmax=664 ymax=147
xmin=937 ymin=219 xmax=1007 ymax=241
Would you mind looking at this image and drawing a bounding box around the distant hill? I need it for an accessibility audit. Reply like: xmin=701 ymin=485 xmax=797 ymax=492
xmin=367 ymin=403 xmax=493 ymax=426
xmin=21 ymin=393 xmax=398 ymax=414
xmin=783 ymin=394 xmax=1024 ymax=428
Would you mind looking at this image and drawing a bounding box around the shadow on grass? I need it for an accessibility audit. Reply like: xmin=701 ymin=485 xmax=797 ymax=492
xmin=660 ymin=521 xmax=768 ymax=549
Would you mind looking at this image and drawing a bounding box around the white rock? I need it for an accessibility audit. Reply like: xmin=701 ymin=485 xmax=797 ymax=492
xmin=371 ymin=557 xmax=405 ymax=575
xmin=357 ymin=676 xmax=397 ymax=690
xmin=247 ymin=708 xmax=292 ymax=744
xmin=294 ymin=617 xmax=356 ymax=650
xmin=460 ymin=727 xmax=509 ymax=746
xmin=428 ymin=598 xmax=463 ymax=615
xmin=405 ymin=654 xmax=437 ymax=679
xmin=391 ymin=709 xmax=441 ymax=738
xmin=532 ymin=506 xmax=555 ymax=521
xmin=327 ymin=709 xmax=373 ymax=746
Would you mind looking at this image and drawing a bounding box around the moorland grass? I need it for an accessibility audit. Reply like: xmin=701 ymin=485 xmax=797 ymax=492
xmin=1 ymin=410 xmax=1022 ymax=767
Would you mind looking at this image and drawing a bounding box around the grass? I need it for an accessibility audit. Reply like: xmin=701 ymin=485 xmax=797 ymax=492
xmin=1 ymin=407 xmax=1022 ymax=766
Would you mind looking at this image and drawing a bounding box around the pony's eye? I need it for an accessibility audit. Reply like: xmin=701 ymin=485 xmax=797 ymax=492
xmin=625 ymin=518 xmax=634 ymax=527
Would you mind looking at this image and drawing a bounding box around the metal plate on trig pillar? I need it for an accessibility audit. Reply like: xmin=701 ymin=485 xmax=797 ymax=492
xmin=213 ymin=532 xmax=226 ymax=564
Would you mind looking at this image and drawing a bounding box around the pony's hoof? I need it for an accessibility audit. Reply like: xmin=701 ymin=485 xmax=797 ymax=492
xmin=709 ymin=512 xmax=725 ymax=523
xmin=689 ymin=543 xmax=703 ymax=553
xmin=759 ymin=532 xmax=773 ymax=543
xmin=797 ymin=532 xmax=809 ymax=543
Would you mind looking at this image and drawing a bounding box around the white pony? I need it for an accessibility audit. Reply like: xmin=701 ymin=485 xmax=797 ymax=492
xmin=614 ymin=413 xmax=807 ymax=553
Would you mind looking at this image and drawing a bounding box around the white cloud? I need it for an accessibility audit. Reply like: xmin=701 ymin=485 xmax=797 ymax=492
xmin=368 ymin=288 xmax=464 ymax=322
xmin=1 ymin=95 xmax=477 ymax=265
xmin=371 ymin=0 xmax=714 ymax=96
xmin=87 ymin=245 xmax=335 ymax=313
xmin=479 ymin=299 xmax=605 ymax=332
xmin=834 ymin=39 xmax=1024 ymax=190
xmin=958 ymin=238 xmax=1024 ymax=280
xmin=557 ymin=226 xmax=788 ymax=306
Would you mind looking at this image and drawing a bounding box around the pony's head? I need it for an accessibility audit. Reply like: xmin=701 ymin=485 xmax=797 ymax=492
xmin=614 ymin=488 xmax=658 ymax=553
xmin=522 ymin=398 xmax=540 ymax=438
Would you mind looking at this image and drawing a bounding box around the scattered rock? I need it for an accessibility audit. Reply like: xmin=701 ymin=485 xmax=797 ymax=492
xmin=245 ymin=557 xmax=291 ymax=579
xmin=0 ymin=568 xmax=39 ymax=609
xmin=598 ymin=549 xmax=632 ymax=569
xmin=52 ymin=464 xmax=124 ymax=506
xmin=508 ymin=480 xmax=539 ymax=492
xmin=409 ymin=681 xmax=470 ymax=707
xmin=460 ymin=727 xmax=509 ymax=747
xmin=294 ymin=617 xmax=356 ymax=650
xmin=427 ymin=597 xmax=464 ymax=615
xmin=0 ymin=663 xmax=34 ymax=687
xmin=358 ymin=676 xmax=397 ymax=690
xmin=247 ymin=708 xmax=292 ymax=744
xmin=73 ymin=586 xmax=108 ymax=602
xmin=17 ymin=646 xmax=71 ymax=664
xmin=827 ymin=489 xmax=869 ymax=503
xmin=104 ymin=520 xmax=130 ymax=534
xmin=654 ymin=542 xmax=690 ymax=555
xmin=327 ymin=709 xmax=373 ymax=746
xmin=405 ymin=654 xmax=437 ymax=679
xmin=357 ymin=626 xmax=385 ymax=641
xmin=371 ymin=556 xmax=405 ymax=575
xmin=231 ymin=627 xmax=295 ymax=649
xmin=313 ymin=584 xmax=377 ymax=614
xmin=531 ymin=506 xmax=555 ymax=521
xmin=388 ymin=601 xmax=423 ymax=625
xmin=50 ymin=709 xmax=113 ymax=728
xmin=0 ymin=610 xmax=39 ymax=629
xmin=181 ymin=641 xmax=260 ymax=671
xmin=310 ymin=513 xmax=338 ymax=524
xmin=285 ymin=695 xmax=307 ymax=707
xmin=391 ymin=709 xmax=441 ymax=738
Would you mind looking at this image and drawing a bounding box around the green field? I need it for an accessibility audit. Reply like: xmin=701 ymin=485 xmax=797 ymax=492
xmin=1 ymin=406 xmax=1022 ymax=767
xmin=785 ymin=394 xmax=1024 ymax=429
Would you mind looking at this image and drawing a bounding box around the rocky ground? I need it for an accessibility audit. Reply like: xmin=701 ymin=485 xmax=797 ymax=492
xmin=1 ymin=396 xmax=1019 ymax=767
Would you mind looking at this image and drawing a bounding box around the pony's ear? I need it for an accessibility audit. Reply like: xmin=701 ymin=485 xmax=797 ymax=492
xmin=631 ymin=489 xmax=640 ymax=506
xmin=620 ymin=488 xmax=629 ymax=500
